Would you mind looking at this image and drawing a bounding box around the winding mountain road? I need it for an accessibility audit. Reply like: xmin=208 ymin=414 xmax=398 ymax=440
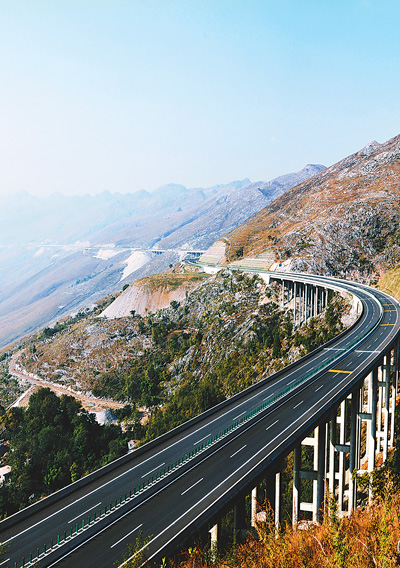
xmin=1 ymin=272 xmax=400 ymax=568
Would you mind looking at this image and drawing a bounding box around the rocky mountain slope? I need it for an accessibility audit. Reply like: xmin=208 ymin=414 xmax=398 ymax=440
xmin=0 ymin=165 xmax=324 ymax=348
xmin=210 ymin=135 xmax=400 ymax=282
xmin=17 ymin=269 xmax=348 ymax=416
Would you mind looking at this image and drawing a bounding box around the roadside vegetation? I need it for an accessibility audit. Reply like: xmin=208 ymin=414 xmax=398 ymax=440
xmin=0 ymin=270 xmax=349 ymax=520
xmin=0 ymin=388 xmax=129 ymax=518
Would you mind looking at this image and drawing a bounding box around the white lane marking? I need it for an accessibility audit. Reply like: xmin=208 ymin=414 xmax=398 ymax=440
xmin=233 ymin=411 xmax=246 ymax=420
xmin=293 ymin=400 xmax=303 ymax=409
xmin=68 ymin=501 xmax=102 ymax=524
xmin=181 ymin=478 xmax=203 ymax=496
xmin=110 ymin=524 xmax=142 ymax=549
xmin=263 ymin=394 xmax=274 ymax=401
xmin=0 ymin=559 xmax=10 ymax=566
xmin=230 ymin=445 xmax=247 ymax=458
xmin=193 ymin=434 xmax=211 ymax=445
xmin=141 ymin=463 xmax=165 ymax=479
xmin=315 ymin=384 xmax=324 ymax=392
xmin=266 ymin=419 xmax=279 ymax=431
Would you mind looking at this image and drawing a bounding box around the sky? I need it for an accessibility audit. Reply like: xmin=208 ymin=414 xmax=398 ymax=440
xmin=1 ymin=0 xmax=400 ymax=197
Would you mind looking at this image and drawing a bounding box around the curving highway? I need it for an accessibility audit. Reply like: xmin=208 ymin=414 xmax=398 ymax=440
xmin=1 ymin=271 xmax=400 ymax=568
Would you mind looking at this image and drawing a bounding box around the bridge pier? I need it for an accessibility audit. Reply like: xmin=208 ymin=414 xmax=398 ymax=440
xmin=209 ymin=523 xmax=219 ymax=560
xmin=233 ymin=497 xmax=247 ymax=543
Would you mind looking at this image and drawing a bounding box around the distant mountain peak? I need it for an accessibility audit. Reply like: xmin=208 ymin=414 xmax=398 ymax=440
xmin=360 ymin=140 xmax=380 ymax=156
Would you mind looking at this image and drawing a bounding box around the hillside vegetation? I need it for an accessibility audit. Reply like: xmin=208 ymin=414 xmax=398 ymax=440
xmin=17 ymin=270 xmax=347 ymax=439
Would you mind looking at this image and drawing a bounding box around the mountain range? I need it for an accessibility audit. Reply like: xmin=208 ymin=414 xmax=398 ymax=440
xmin=0 ymin=164 xmax=325 ymax=347
xmin=209 ymin=135 xmax=400 ymax=282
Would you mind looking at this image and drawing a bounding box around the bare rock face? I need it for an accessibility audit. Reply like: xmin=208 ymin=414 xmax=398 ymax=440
xmin=222 ymin=134 xmax=400 ymax=281
xmin=101 ymin=273 xmax=209 ymax=318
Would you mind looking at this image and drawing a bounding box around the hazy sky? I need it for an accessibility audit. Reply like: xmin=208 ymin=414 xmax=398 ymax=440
xmin=1 ymin=0 xmax=400 ymax=196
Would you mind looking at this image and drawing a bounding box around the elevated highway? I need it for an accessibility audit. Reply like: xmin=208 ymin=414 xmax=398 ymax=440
xmin=1 ymin=271 xmax=399 ymax=568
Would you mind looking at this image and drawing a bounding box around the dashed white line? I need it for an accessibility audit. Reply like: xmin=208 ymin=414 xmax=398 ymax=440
xmin=141 ymin=463 xmax=165 ymax=479
xmin=193 ymin=434 xmax=211 ymax=446
xmin=233 ymin=411 xmax=246 ymax=420
xmin=0 ymin=559 xmax=10 ymax=566
xmin=68 ymin=501 xmax=102 ymax=524
xmin=293 ymin=400 xmax=303 ymax=409
xmin=181 ymin=478 xmax=203 ymax=496
xmin=266 ymin=419 xmax=279 ymax=431
xmin=230 ymin=445 xmax=247 ymax=458
xmin=315 ymin=385 xmax=324 ymax=392
xmin=263 ymin=394 xmax=275 ymax=401
xmin=110 ymin=524 xmax=143 ymax=549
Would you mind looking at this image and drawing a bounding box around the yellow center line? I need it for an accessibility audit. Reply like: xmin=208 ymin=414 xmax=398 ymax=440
xmin=328 ymin=369 xmax=352 ymax=374
xmin=381 ymin=323 xmax=395 ymax=326
xmin=384 ymin=310 xmax=396 ymax=312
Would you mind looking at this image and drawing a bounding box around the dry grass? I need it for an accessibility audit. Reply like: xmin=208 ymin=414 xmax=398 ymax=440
xmin=171 ymin=489 xmax=400 ymax=568
xmin=379 ymin=266 xmax=400 ymax=301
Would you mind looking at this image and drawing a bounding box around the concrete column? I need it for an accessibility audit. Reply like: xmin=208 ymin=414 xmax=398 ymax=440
xmin=369 ymin=367 xmax=378 ymax=503
xmin=292 ymin=445 xmax=300 ymax=524
xmin=390 ymin=376 xmax=396 ymax=448
xmin=349 ymin=389 xmax=360 ymax=513
xmin=275 ymin=472 xmax=281 ymax=529
xmin=395 ymin=342 xmax=400 ymax=396
xmin=234 ymin=497 xmax=247 ymax=542
xmin=209 ymin=523 xmax=219 ymax=561
xmin=383 ymin=354 xmax=390 ymax=462
xmin=328 ymin=412 xmax=337 ymax=495
xmin=316 ymin=424 xmax=326 ymax=522
xmin=314 ymin=286 xmax=318 ymax=317
xmin=337 ymin=400 xmax=346 ymax=515
xmin=389 ymin=349 xmax=396 ymax=449
xmin=377 ymin=362 xmax=383 ymax=453
xmin=251 ymin=487 xmax=257 ymax=528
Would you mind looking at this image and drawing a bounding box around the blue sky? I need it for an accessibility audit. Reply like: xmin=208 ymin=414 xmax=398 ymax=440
xmin=1 ymin=0 xmax=400 ymax=196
